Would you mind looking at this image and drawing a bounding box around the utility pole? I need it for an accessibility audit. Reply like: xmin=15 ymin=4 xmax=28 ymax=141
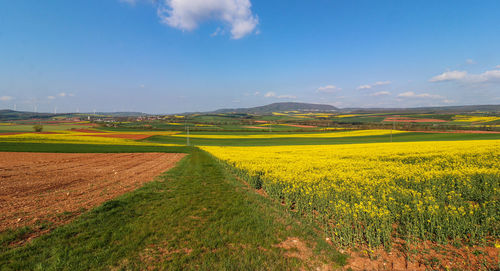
xmin=186 ymin=125 xmax=190 ymax=146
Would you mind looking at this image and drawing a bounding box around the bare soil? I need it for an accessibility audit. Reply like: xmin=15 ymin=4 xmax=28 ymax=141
xmin=342 ymin=239 xmax=499 ymax=271
xmin=286 ymin=124 xmax=317 ymax=128
xmin=79 ymin=133 xmax=154 ymax=140
xmin=0 ymin=152 xmax=185 ymax=234
xmin=243 ymin=126 xmax=267 ymax=129
xmin=70 ymin=129 xmax=107 ymax=133
xmin=384 ymin=117 xmax=448 ymax=123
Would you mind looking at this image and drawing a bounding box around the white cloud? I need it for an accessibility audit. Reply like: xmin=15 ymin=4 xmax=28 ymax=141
xmin=374 ymin=81 xmax=391 ymax=86
xmin=264 ymin=92 xmax=275 ymax=98
xmin=429 ymin=70 xmax=468 ymax=82
xmin=47 ymin=96 xmax=56 ymax=100
xmin=496 ymin=65 xmax=500 ymax=69
xmin=357 ymin=84 xmax=371 ymax=90
xmin=157 ymin=0 xmax=259 ymax=39
xmin=357 ymin=81 xmax=391 ymax=90
xmin=210 ymin=27 xmax=224 ymax=37
xmin=397 ymin=91 xmax=443 ymax=99
xmin=317 ymin=85 xmax=341 ymax=93
xmin=264 ymin=92 xmax=296 ymax=99
xmin=474 ymin=70 xmax=500 ymax=82
xmin=370 ymin=91 xmax=390 ymax=97
xmin=0 ymin=96 xmax=14 ymax=101
xmin=465 ymin=59 xmax=476 ymax=65
xmin=429 ymin=69 xmax=500 ymax=83
xmin=58 ymin=92 xmax=67 ymax=97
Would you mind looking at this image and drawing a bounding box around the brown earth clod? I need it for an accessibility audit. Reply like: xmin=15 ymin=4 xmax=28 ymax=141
xmin=0 ymin=152 xmax=186 ymax=240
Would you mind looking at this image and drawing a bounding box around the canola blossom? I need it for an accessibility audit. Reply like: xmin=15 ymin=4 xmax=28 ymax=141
xmin=173 ymin=129 xmax=407 ymax=139
xmin=453 ymin=115 xmax=500 ymax=123
xmin=0 ymin=131 xmax=180 ymax=146
xmin=202 ymin=140 xmax=500 ymax=247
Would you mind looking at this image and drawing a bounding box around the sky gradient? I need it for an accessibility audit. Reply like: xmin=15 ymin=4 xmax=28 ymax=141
xmin=1 ymin=0 xmax=499 ymax=114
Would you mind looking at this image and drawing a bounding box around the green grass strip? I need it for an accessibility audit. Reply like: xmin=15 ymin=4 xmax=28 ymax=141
xmin=145 ymin=132 xmax=500 ymax=146
xmin=0 ymin=149 xmax=345 ymax=270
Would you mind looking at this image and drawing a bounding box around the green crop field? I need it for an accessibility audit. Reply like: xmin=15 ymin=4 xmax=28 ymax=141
xmin=0 ymin=121 xmax=498 ymax=270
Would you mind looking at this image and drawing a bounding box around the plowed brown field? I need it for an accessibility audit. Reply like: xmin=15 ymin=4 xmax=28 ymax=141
xmin=0 ymin=152 xmax=186 ymax=233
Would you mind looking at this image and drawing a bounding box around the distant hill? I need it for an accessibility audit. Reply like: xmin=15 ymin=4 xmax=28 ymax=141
xmin=0 ymin=110 xmax=148 ymax=121
xmin=0 ymin=110 xmax=57 ymax=121
xmin=91 ymin=112 xmax=148 ymax=117
xmin=213 ymin=102 xmax=338 ymax=114
xmin=342 ymin=104 xmax=500 ymax=113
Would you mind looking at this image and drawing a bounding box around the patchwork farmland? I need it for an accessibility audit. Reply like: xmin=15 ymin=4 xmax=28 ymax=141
xmin=0 ymin=110 xmax=499 ymax=270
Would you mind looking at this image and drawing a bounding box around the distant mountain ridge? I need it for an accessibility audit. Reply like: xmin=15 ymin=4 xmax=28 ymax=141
xmin=343 ymin=104 xmax=500 ymax=113
xmin=0 ymin=110 xmax=57 ymax=121
xmin=0 ymin=110 xmax=148 ymax=121
xmin=213 ymin=102 xmax=338 ymax=113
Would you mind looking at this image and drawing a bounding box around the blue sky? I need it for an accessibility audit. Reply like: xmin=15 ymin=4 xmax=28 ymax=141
xmin=1 ymin=0 xmax=499 ymax=113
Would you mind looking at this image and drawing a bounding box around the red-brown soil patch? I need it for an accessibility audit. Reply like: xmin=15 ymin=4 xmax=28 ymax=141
xmin=342 ymin=239 xmax=498 ymax=271
xmin=80 ymin=133 xmax=153 ymax=140
xmin=71 ymin=129 xmax=107 ymax=133
xmin=276 ymin=237 xmax=313 ymax=260
xmin=384 ymin=117 xmax=448 ymax=123
xmin=0 ymin=132 xmax=24 ymax=135
xmin=286 ymin=124 xmax=317 ymax=128
xmin=0 ymin=152 xmax=186 ymax=236
xmin=244 ymin=126 xmax=267 ymax=129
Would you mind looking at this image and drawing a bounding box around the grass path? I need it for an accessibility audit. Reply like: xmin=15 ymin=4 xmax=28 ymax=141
xmin=0 ymin=149 xmax=345 ymax=270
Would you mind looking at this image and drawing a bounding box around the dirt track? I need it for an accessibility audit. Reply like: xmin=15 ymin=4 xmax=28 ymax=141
xmin=0 ymin=152 xmax=186 ymax=232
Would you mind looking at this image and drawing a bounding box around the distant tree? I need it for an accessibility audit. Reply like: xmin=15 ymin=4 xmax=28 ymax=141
xmin=33 ymin=124 xmax=43 ymax=132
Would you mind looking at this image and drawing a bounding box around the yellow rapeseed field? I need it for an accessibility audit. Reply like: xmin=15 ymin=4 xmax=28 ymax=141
xmin=202 ymin=140 xmax=500 ymax=247
xmin=0 ymin=131 xmax=179 ymax=146
xmin=453 ymin=115 xmax=500 ymax=123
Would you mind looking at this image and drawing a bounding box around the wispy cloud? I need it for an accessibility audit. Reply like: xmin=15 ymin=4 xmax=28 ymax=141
xmin=264 ymin=92 xmax=296 ymax=99
xmin=119 ymin=0 xmax=137 ymax=5
xmin=370 ymin=91 xmax=390 ymax=97
xmin=156 ymin=0 xmax=259 ymax=39
xmin=0 ymin=96 xmax=14 ymax=101
xmin=397 ymin=91 xmax=443 ymax=99
xmin=429 ymin=71 xmax=468 ymax=82
xmin=47 ymin=96 xmax=56 ymax=100
xmin=210 ymin=27 xmax=224 ymax=37
xmin=357 ymin=81 xmax=391 ymax=90
xmin=317 ymin=85 xmax=341 ymax=93
xmin=465 ymin=59 xmax=476 ymax=65
xmin=430 ymin=69 xmax=500 ymax=83
xmin=496 ymin=65 xmax=500 ymax=69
